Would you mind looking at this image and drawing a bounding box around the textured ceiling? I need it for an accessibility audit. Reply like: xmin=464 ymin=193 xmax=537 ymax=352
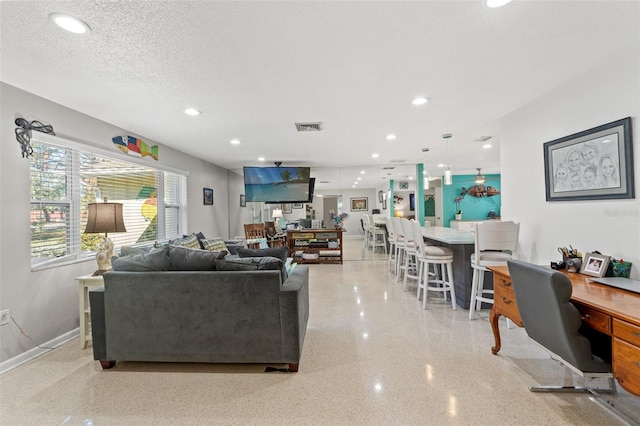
xmin=2 ymin=1 xmax=639 ymax=190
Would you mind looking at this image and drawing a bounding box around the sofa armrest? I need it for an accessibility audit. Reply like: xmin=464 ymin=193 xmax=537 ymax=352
xmin=89 ymin=286 xmax=107 ymax=360
xmin=279 ymin=266 xmax=310 ymax=361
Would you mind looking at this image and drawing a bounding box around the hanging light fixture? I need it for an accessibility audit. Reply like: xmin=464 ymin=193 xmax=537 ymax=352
xmin=474 ymin=168 xmax=485 ymax=185
xmin=443 ymin=133 xmax=453 ymax=185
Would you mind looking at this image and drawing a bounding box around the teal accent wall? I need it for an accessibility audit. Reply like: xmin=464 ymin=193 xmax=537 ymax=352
xmin=442 ymin=174 xmax=501 ymax=226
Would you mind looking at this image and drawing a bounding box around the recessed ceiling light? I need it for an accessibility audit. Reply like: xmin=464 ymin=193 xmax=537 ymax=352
xmin=354 ymin=182 xmax=359 ymax=185
xmin=486 ymin=0 xmax=513 ymax=8
xmin=360 ymin=170 xmax=366 ymax=174
xmin=386 ymin=134 xmax=397 ymax=140
xmin=258 ymin=157 xmax=265 ymax=162
xmin=184 ymin=108 xmax=201 ymax=116
xmin=49 ymin=13 xmax=90 ymax=34
xmin=352 ymin=185 xmax=356 ymax=188
xmin=317 ymin=194 xmax=323 ymax=197
xmin=230 ymin=139 xmax=240 ymax=145
xmin=357 ymin=177 xmax=362 ymax=180
xmin=412 ymin=97 xmax=428 ymax=106
xmin=372 ymin=153 xmax=379 ymax=158
xmin=483 ymin=143 xmax=492 ymax=149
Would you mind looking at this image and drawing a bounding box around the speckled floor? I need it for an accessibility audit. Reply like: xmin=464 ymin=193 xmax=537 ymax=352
xmin=1 ymin=237 xmax=638 ymax=425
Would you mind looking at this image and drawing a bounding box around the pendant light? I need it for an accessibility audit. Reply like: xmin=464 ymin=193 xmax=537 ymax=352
xmin=443 ymin=133 xmax=453 ymax=185
xmin=474 ymin=168 xmax=485 ymax=185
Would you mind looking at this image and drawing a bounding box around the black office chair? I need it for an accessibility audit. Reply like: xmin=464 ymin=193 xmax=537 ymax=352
xmin=507 ymin=260 xmax=635 ymax=424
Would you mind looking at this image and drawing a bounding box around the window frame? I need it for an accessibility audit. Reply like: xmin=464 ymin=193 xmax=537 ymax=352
xmin=29 ymin=131 xmax=189 ymax=271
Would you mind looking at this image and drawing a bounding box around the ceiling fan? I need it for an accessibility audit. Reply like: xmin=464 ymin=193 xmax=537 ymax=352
xmin=458 ymin=168 xmax=500 ymax=197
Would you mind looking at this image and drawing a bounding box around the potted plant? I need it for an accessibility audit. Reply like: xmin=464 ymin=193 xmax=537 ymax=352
xmin=454 ymin=195 xmax=464 ymax=220
xmin=455 ymin=210 xmax=463 ymax=220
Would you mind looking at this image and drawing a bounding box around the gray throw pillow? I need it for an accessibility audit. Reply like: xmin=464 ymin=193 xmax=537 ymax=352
xmin=112 ymin=246 xmax=171 ymax=271
xmin=215 ymin=256 xmax=286 ymax=282
xmin=237 ymin=246 xmax=288 ymax=262
xmin=168 ymin=246 xmax=227 ymax=271
xmin=120 ymin=245 xmax=152 ymax=256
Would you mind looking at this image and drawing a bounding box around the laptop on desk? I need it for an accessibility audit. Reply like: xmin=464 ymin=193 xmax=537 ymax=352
xmin=589 ymin=277 xmax=640 ymax=295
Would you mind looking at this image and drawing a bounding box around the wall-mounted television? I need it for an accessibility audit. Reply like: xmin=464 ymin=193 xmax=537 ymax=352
xmin=244 ymin=167 xmax=311 ymax=203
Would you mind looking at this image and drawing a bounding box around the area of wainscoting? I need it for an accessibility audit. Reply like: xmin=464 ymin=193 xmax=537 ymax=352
xmin=1 ymin=236 xmax=638 ymax=425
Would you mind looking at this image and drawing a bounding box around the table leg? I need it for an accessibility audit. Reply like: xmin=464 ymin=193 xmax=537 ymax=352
xmin=490 ymin=308 xmax=501 ymax=355
xmin=79 ymin=280 xmax=87 ymax=349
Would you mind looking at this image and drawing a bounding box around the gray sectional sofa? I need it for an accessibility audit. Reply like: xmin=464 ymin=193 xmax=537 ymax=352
xmin=89 ymin=245 xmax=309 ymax=372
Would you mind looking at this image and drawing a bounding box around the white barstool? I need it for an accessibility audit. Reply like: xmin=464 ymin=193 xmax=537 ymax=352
xmin=401 ymin=219 xmax=418 ymax=290
xmin=469 ymin=221 xmax=520 ymax=320
xmin=412 ymin=220 xmax=456 ymax=309
xmin=384 ymin=216 xmax=396 ymax=271
xmin=391 ymin=217 xmax=406 ymax=277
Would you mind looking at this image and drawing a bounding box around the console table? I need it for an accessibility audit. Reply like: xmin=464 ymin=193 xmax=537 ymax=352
xmin=489 ymin=265 xmax=640 ymax=397
xmin=75 ymin=274 xmax=104 ymax=349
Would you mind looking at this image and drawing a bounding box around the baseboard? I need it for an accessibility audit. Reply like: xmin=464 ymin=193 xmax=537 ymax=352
xmin=0 ymin=328 xmax=79 ymax=375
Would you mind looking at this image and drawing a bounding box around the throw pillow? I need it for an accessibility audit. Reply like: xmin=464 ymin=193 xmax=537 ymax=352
xmin=173 ymin=233 xmax=201 ymax=250
xmin=112 ymin=246 xmax=171 ymax=271
xmin=120 ymin=245 xmax=152 ymax=256
xmin=215 ymin=256 xmax=286 ymax=282
xmin=168 ymin=246 xmax=227 ymax=271
xmin=201 ymin=237 xmax=228 ymax=252
xmin=237 ymin=246 xmax=288 ymax=262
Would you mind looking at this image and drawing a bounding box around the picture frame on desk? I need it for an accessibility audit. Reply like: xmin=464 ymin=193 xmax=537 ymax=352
xmin=543 ymin=117 xmax=634 ymax=202
xmin=580 ymin=252 xmax=610 ymax=277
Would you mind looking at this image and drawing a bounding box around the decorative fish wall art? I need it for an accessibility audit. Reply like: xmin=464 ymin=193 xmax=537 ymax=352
xmin=112 ymin=135 xmax=159 ymax=160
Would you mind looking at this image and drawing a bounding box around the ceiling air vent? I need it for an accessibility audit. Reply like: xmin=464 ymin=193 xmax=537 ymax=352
xmin=381 ymin=166 xmax=395 ymax=170
xmin=389 ymin=159 xmax=407 ymax=163
xmin=295 ymin=122 xmax=322 ymax=132
xmin=320 ymin=180 xmax=330 ymax=184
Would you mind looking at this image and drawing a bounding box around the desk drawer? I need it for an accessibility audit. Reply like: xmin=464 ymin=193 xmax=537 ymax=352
xmin=613 ymin=318 xmax=640 ymax=347
xmin=493 ymin=275 xmax=520 ymax=322
xmin=613 ymin=338 xmax=640 ymax=396
xmin=576 ymin=305 xmax=611 ymax=335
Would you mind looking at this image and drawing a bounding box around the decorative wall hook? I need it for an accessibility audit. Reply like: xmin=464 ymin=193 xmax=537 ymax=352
xmin=14 ymin=117 xmax=55 ymax=158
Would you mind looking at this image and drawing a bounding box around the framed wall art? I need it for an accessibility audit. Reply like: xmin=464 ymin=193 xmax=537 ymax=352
xmin=203 ymin=188 xmax=213 ymax=205
xmin=350 ymin=197 xmax=368 ymax=212
xmin=240 ymin=194 xmax=246 ymax=207
xmin=293 ymin=202 xmax=303 ymax=209
xmin=282 ymin=203 xmax=292 ymax=214
xmin=543 ymin=117 xmax=634 ymax=201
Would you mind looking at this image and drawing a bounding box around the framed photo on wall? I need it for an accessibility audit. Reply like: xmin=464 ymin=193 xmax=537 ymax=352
xmin=240 ymin=194 xmax=246 ymax=207
xmin=282 ymin=203 xmax=292 ymax=214
xmin=293 ymin=202 xmax=303 ymax=209
xmin=543 ymin=117 xmax=634 ymax=201
xmin=378 ymin=190 xmax=384 ymax=203
xmin=350 ymin=197 xmax=368 ymax=212
xmin=203 ymin=188 xmax=213 ymax=205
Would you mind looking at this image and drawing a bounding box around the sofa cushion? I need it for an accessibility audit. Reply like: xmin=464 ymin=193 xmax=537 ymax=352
xmin=112 ymin=246 xmax=171 ymax=271
xmin=172 ymin=233 xmax=201 ymax=250
xmin=201 ymin=237 xmax=228 ymax=252
xmin=237 ymin=246 xmax=288 ymax=262
xmin=168 ymin=246 xmax=227 ymax=271
xmin=120 ymin=245 xmax=152 ymax=256
xmin=215 ymin=256 xmax=286 ymax=281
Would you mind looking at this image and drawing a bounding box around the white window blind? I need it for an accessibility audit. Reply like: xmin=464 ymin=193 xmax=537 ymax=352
xmin=30 ymin=137 xmax=188 ymax=266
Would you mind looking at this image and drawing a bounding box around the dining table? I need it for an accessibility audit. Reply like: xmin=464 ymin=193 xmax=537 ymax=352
xmin=421 ymin=226 xmax=490 ymax=309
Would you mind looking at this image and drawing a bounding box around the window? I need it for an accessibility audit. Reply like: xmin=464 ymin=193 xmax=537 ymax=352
xmin=30 ymin=135 xmax=188 ymax=267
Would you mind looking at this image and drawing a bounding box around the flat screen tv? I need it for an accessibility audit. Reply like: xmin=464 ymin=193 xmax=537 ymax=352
xmin=244 ymin=166 xmax=311 ymax=203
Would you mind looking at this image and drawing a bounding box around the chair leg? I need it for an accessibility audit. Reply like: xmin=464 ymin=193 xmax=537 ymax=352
xmin=469 ymin=267 xmax=479 ymax=320
xmin=446 ymin=262 xmax=456 ymax=310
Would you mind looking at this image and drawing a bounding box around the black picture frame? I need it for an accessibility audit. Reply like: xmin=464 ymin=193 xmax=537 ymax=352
xmin=203 ymin=188 xmax=213 ymax=205
xmin=543 ymin=117 xmax=634 ymax=201
xmin=240 ymin=194 xmax=246 ymax=207
xmin=378 ymin=190 xmax=384 ymax=203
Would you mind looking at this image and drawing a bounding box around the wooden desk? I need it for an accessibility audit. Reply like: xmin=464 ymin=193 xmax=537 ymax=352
xmin=489 ymin=265 xmax=640 ymax=396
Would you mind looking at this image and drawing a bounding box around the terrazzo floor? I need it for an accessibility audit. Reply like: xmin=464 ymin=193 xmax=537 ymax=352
xmin=1 ymin=236 xmax=639 ymax=425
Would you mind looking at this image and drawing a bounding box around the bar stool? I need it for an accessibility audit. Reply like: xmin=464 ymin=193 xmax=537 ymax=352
xmin=370 ymin=219 xmax=387 ymax=254
xmin=384 ymin=216 xmax=396 ymax=272
xmin=401 ymin=219 xmax=418 ymax=290
xmin=391 ymin=217 xmax=406 ymax=276
xmin=412 ymin=220 xmax=456 ymax=309
xmin=469 ymin=221 xmax=520 ymax=320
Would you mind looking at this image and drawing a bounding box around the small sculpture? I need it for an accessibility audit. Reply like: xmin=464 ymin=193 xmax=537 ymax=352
xmin=94 ymin=237 xmax=115 ymax=275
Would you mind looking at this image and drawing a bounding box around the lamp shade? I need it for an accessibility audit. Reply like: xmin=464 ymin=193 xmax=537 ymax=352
xmin=84 ymin=202 xmax=127 ymax=234
xmin=272 ymin=208 xmax=283 ymax=219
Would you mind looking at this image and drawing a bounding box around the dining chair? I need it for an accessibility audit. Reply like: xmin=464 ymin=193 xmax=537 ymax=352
xmin=468 ymin=221 xmax=520 ymax=320
xmin=244 ymin=223 xmax=268 ymax=249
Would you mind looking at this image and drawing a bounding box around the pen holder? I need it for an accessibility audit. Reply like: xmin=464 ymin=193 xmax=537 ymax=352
xmin=563 ymin=256 xmax=582 ymax=273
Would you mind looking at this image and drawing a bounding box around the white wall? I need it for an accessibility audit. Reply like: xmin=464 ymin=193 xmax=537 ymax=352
xmin=0 ymin=83 xmax=231 ymax=362
xmin=309 ymin=188 xmax=377 ymax=236
xmin=501 ymin=45 xmax=640 ymax=278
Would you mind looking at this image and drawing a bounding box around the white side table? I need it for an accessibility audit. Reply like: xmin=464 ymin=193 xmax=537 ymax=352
xmin=75 ymin=274 xmax=104 ymax=349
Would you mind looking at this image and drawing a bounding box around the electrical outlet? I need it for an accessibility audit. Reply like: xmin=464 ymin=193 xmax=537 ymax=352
xmin=0 ymin=309 xmax=9 ymax=326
